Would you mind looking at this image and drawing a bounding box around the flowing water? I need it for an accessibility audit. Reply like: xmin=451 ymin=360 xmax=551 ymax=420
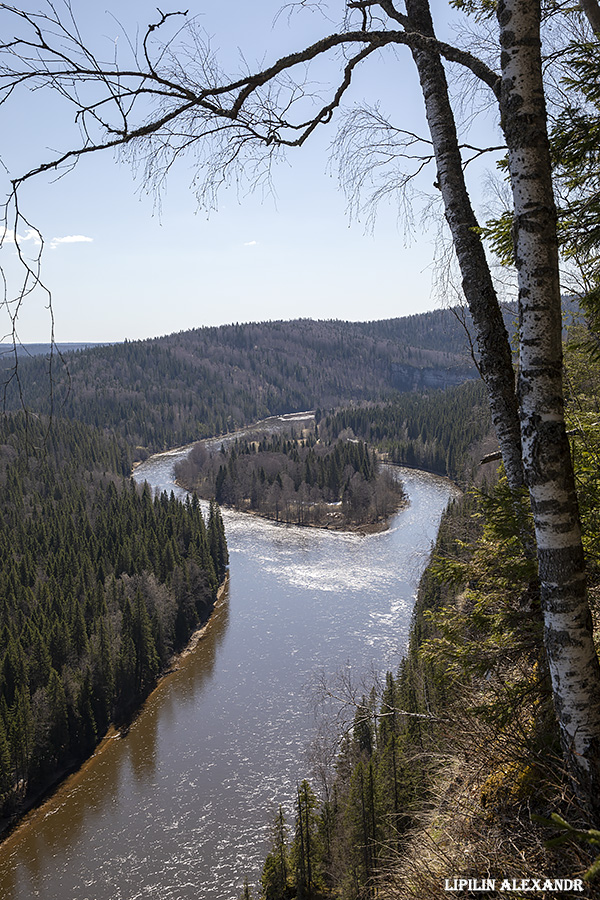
xmin=0 ymin=435 xmax=458 ymax=900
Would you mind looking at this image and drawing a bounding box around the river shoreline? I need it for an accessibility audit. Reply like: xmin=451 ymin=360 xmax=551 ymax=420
xmin=0 ymin=431 xmax=433 ymax=841
xmin=1 ymin=452 xmax=458 ymax=900
xmin=0 ymin=576 xmax=229 ymax=845
xmin=191 ymin=498 xmax=407 ymax=535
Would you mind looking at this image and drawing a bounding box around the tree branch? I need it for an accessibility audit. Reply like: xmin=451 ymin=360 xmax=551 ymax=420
xmin=0 ymin=4 xmax=502 ymax=169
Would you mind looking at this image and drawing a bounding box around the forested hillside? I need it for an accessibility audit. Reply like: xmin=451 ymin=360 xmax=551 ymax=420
xmin=0 ymin=414 xmax=227 ymax=830
xmin=0 ymin=343 xmax=106 ymax=357
xmin=319 ymin=379 xmax=491 ymax=482
xmin=2 ymin=312 xmax=479 ymax=452
xmin=252 ymin=328 xmax=600 ymax=899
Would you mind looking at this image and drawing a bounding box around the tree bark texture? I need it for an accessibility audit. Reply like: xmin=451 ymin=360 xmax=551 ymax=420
xmin=404 ymin=0 xmax=525 ymax=492
xmin=579 ymin=0 xmax=600 ymax=35
xmin=498 ymin=0 xmax=600 ymax=816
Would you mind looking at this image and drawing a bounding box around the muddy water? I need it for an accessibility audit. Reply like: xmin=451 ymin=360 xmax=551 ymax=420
xmin=0 ymin=443 xmax=457 ymax=899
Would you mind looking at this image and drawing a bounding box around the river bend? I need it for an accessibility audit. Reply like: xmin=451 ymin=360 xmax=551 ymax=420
xmin=0 ymin=441 xmax=458 ymax=900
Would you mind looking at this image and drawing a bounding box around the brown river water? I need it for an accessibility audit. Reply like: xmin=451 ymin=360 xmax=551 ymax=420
xmin=0 ymin=434 xmax=458 ymax=900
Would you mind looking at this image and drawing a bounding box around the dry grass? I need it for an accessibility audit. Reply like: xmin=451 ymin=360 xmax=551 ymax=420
xmin=375 ymin=691 xmax=600 ymax=900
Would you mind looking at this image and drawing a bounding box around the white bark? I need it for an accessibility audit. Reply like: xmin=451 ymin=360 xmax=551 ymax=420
xmin=404 ymin=0 xmax=525 ymax=492
xmin=498 ymin=0 xmax=600 ymax=814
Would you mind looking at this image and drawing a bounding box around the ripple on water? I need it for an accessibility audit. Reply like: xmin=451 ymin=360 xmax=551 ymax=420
xmin=0 ymin=450 xmax=458 ymax=900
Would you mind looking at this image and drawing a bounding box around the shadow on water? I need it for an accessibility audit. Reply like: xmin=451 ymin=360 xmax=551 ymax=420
xmin=127 ymin=585 xmax=230 ymax=785
xmin=0 ymin=584 xmax=230 ymax=900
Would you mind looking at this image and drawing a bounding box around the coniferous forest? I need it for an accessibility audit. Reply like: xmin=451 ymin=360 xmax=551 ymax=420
xmin=318 ymin=380 xmax=491 ymax=483
xmin=0 ymin=414 xmax=227 ymax=825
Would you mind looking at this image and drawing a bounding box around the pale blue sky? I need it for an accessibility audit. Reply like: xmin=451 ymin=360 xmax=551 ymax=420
xmin=0 ymin=0 xmax=502 ymax=342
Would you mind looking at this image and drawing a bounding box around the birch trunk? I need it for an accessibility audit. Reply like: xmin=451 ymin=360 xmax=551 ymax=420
xmin=404 ymin=0 xmax=525 ymax=492
xmin=498 ymin=0 xmax=600 ymax=815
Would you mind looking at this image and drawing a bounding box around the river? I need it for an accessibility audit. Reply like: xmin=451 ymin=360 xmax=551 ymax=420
xmin=0 ymin=439 xmax=458 ymax=900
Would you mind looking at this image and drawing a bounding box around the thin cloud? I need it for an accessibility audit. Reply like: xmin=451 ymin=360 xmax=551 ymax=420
xmin=1 ymin=227 xmax=42 ymax=246
xmin=50 ymin=234 xmax=93 ymax=249
xmin=1 ymin=229 xmax=92 ymax=250
xmin=243 ymin=240 xmax=258 ymax=246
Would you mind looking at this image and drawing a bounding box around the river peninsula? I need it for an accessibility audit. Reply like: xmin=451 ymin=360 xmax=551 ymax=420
xmin=175 ymin=413 xmax=407 ymax=534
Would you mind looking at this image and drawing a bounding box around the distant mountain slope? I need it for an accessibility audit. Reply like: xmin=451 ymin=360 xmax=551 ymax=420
xmin=2 ymin=311 xmax=481 ymax=452
xmin=0 ymin=342 xmax=110 ymax=357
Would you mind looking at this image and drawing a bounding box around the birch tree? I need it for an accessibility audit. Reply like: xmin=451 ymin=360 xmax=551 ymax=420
xmin=580 ymin=0 xmax=600 ymax=34
xmin=1 ymin=0 xmax=600 ymax=812
xmin=401 ymin=0 xmax=524 ymax=489
xmin=495 ymin=0 xmax=600 ymax=811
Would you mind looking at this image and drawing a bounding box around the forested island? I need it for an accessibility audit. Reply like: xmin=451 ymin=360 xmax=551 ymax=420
xmin=175 ymin=425 xmax=406 ymax=532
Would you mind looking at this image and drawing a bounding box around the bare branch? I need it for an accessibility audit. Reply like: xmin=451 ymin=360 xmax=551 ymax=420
xmin=372 ymin=0 xmax=410 ymax=28
xmin=0 ymin=5 xmax=501 ymax=186
xmin=450 ymin=304 xmax=483 ymax=378
xmin=0 ymin=0 xmax=498 ymax=406
xmin=142 ymin=9 xmax=189 ymax=78
xmin=330 ymin=103 xmax=435 ymax=231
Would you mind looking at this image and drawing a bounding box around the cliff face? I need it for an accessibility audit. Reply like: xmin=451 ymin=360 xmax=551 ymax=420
xmin=390 ymin=363 xmax=475 ymax=391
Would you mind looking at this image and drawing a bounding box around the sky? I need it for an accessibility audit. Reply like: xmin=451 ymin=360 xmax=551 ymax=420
xmin=0 ymin=0 xmax=502 ymax=343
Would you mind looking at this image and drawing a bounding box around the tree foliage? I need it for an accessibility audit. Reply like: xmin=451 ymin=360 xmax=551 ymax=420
xmin=0 ymin=412 xmax=227 ymax=821
xmin=177 ymin=429 xmax=405 ymax=530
